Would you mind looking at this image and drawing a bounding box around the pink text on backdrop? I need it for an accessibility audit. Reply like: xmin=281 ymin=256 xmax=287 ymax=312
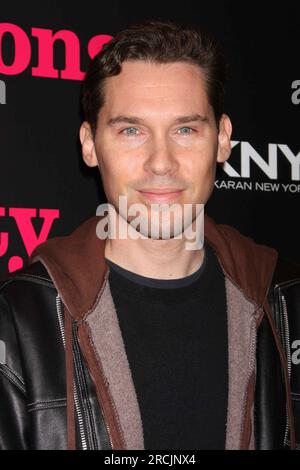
xmin=0 ymin=22 xmax=113 ymax=80
xmin=0 ymin=207 xmax=60 ymax=273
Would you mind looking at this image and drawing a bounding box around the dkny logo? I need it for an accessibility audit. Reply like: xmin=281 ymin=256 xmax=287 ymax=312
xmin=222 ymin=142 xmax=300 ymax=181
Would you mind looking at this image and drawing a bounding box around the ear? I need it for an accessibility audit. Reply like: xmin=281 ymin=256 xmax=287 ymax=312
xmin=216 ymin=114 xmax=232 ymax=163
xmin=79 ymin=121 xmax=98 ymax=167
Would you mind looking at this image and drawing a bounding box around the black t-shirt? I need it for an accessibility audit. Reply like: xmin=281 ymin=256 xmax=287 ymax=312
xmin=106 ymin=243 xmax=228 ymax=450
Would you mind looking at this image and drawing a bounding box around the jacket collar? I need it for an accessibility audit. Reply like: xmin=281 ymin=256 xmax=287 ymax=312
xmin=29 ymin=213 xmax=278 ymax=320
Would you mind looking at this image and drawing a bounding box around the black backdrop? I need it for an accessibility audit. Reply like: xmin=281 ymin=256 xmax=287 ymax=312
xmin=0 ymin=1 xmax=299 ymax=275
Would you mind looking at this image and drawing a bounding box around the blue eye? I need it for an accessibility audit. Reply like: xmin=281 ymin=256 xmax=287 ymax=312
xmin=121 ymin=127 xmax=139 ymax=135
xmin=120 ymin=126 xmax=195 ymax=136
xmin=178 ymin=127 xmax=194 ymax=135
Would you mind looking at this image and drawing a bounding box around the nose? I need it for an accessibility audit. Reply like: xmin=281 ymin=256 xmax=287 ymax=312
xmin=143 ymin=136 xmax=179 ymax=176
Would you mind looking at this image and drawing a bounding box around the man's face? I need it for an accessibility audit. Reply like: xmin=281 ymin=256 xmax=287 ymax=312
xmin=80 ymin=60 xmax=232 ymax=238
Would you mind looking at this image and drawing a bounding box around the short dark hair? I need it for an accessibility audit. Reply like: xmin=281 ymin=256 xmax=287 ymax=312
xmin=81 ymin=19 xmax=228 ymax=136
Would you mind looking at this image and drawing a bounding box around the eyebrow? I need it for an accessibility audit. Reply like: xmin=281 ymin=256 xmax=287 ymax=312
xmin=106 ymin=113 xmax=208 ymax=127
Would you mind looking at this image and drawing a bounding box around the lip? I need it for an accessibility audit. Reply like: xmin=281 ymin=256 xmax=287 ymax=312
xmin=138 ymin=188 xmax=183 ymax=202
xmin=139 ymin=188 xmax=183 ymax=194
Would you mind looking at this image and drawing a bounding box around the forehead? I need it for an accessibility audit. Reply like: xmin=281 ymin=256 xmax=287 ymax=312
xmin=101 ymin=60 xmax=210 ymax=116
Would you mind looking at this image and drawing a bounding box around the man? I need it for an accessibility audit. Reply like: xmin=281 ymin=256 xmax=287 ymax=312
xmin=0 ymin=20 xmax=299 ymax=450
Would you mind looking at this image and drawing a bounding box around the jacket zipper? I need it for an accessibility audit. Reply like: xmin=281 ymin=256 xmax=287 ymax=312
xmin=280 ymin=295 xmax=292 ymax=379
xmin=72 ymin=322 xmax=99 ymax=450
xmin=77 ymin=328 xmax=115 ymax=450
xmin=278 ymin=292 xmax=292 ymax=447
xmin=55 ymin=294 xmax=88 ymax=450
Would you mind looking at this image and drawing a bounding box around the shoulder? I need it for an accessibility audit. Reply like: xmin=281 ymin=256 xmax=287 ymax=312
xmin=0 ymin=261 xmax=54 ymax=391
xmin=0 ymin=261 xmax=57 ymax=340
xmin=0 ymin=261 xmax=53 ymax=293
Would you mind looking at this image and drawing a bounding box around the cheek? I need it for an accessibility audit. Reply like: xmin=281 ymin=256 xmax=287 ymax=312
xmin=99 ymin=137 xmax=139 ymax=172
xmin=100 ymin=156 xmax=138 ymax=200
xmin=102 ymin=160 xmax=139 ymax=186
xmin=185 ymin=148 xmax=216 ymax=181
xmin=184 ymin=152 xmax=216 ymax=201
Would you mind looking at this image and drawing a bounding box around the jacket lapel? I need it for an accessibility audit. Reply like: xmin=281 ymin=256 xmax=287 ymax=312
xmin=85 ymin=274 xmax=145 ymax=449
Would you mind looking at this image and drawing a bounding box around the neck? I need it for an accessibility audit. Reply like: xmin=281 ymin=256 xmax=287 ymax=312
xmin=104 ymin=212 xmax=205 ymax=280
